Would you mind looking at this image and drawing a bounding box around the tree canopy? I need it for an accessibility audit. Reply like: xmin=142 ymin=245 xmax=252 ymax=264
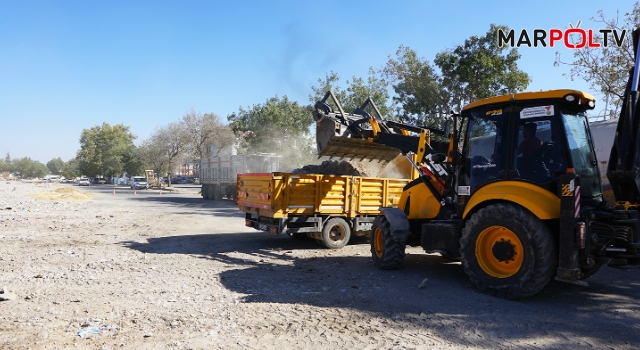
xmin=227 ymin=95 xmax=315 ymax=170
xmin=76 ymin=122 xmax=138 ymax=178
xmin=46 ymin=157 xmax=64 ymax=175
xmin=61 ymin=158 xmax=81 ymax=180
xmin=181 ymin=109 xmax=236 ymax=159
xmin=310 ymin=69 xmax=392 ymax=118
xmin=435 ymin=24 xmax=530 ymax=111
xmin=0 ymin=153 xmax=12 ymax=174
xmin=141 ymin=122 xmax=189 ymax=184
xmin=382 ymin=46 xmax=447 ymax=126
xmin=554 ymin=2 xmax=638 ymax=118
xmin=381 ymin=24 xmax=530 ymax=128
xmin=228 ymin=95 xmax=313 ymax=153
xmin=12 ymin=157 xmax=48 ymax=178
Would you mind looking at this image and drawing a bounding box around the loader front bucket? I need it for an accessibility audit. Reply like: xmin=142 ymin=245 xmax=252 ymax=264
xmin=318 ymin=136 xmax=401 ymax=163
xmin=315 ymin=111 xmax=340 ymax=153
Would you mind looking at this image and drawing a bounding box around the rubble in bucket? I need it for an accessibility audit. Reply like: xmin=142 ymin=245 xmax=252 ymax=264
xmin=291 ymin=156 xmax=412 ymax=179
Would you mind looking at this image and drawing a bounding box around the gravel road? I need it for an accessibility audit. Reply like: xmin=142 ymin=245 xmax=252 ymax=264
xmin=1 ymin=181 xmax=639 ymax=349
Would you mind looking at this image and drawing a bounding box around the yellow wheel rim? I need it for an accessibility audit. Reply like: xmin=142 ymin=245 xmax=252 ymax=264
xmin=374 ymin=227 xmax=384 ymax=258
xmin=476 ymin=226 xmax=524 ymax=278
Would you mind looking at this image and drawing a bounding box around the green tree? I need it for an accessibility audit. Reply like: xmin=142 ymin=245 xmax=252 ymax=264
xmin=76 ymin=123 xmax=138 ymax=179
xmin=383 ymin=26 xmax=530 ymax=127
xmin=46 ymin=157 xmax=64 ymax=175
xmin=1 ymin=153 xmax=12 ymax=173
xmin=434 ymin=24 xmax=531 ymax=112
xmin=310 ymin=69 xmax=391 ymax=118
xmin=554 ymin=3 xmax=638 ymax=118
xmin=121 ymin=147 xmax=145 ymax=178
xmin=61 ymin=158 xmax=81 ymax=179
xmin=12 ymin=157 xmax=48 ymax=178
xmin=228 ymin=95 xmax=315 ymax=170
xmin=382 ymin=45 xmax=448 ymax=126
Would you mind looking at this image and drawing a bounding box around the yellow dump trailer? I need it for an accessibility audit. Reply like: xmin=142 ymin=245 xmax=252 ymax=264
xmin=237 ymin=172 xmax=409 ymax=248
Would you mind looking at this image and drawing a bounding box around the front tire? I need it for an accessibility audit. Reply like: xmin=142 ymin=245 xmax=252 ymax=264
xmin=370 ymin=216 xmax=406 ymax=269
xmin=460 ymin=203 xmax=557 ymax=299
xmin=320 ymin=218 xmax=351 ymax=249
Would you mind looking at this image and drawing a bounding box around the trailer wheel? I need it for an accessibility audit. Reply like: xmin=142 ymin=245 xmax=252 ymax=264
xmin=460 ymin=203 xmax=557 ymax=299
xmin=201 ymin=185 xmax=210 ymax=199
xmin=212 ymin=185 xmax=222 ymax=201
xmin=207 ymin=185 xmax=216 ymax=200
xmin=370 ymin=216 xmax=405 ymax=269
xmin=225 ymin=186 xmax=235 ymax=200
xmin=320 ymin=218 xmax=351 ymax=249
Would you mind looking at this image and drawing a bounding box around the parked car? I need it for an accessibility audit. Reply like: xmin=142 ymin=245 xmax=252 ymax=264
xmin=78 ymin=178 xmax=91 ymax=186
xmin=94 ymin=178 xmax=106 ymax=184
xmin=130 ymin=176 xmax=149 ymax=190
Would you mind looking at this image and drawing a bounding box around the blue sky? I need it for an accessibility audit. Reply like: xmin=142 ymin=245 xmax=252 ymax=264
xmin=0 ymin=0 xmax=634 ymax=163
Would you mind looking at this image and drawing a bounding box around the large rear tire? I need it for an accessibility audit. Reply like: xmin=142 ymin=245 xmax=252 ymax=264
xmin=460 ymin=203 xmax=557 ymax=299
xmin=201 ymin=185 xmax=210 ymax=199
xmin=370 ymin=216 xmax=406 ymax=269
xmin=320 ymin=218 xmax=351 ymax=249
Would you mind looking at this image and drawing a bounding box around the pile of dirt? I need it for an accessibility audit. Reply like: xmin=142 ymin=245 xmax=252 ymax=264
xmin=292 ymin=160 xmax=372 ymax=176
xmin=28 ymin=187 xmax=95 ymax=202
xmin=292 ymin=156 xmax=413 ymax=179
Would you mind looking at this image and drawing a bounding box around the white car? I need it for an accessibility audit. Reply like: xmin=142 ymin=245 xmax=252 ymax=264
xmin=130 ymin=176 xmax=149 ymax=190
xmin=78 ymin=178 xmax=91 ymax=186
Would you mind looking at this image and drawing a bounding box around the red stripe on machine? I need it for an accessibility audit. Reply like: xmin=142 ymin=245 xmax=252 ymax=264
xmin=574 ymin=185 xmax=581 ymax=218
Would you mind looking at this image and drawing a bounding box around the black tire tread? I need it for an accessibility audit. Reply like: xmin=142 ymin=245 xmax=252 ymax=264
xmin=371 ymin=216 xmax=406 ymax=270
xmin=460 ymin=203 xmax=557 ymax=299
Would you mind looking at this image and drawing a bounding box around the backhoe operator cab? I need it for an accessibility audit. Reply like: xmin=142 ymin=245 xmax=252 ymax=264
xmin=461 ymin=90 xmax=600 ymax=203
xmin=371 ymin=89 xmax=633 ymax=300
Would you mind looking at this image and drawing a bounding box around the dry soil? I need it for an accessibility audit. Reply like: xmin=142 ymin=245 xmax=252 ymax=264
xmin=1 ymin=181 xmax=639 ymax=349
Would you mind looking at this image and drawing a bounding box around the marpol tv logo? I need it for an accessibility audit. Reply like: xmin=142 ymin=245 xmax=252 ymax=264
xmin=497 ymin=21 xmax=627 ymax=49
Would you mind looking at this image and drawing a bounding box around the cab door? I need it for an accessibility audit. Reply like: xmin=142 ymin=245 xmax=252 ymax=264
xmin=509 ymin=103 xmax=567 ymax=187
xmin=462 ymin=106 xmax=511 ymax=192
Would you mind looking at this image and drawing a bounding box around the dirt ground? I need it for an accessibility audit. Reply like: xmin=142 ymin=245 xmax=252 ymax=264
xmin=1 ymin=181 xmax=639 ymax=349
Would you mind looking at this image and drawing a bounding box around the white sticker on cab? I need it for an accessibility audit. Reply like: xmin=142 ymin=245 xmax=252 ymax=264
xmin=457 ymin=186 xmax=471 ymax=195
xmin=520 ymin=105 xmax=554 ymax=119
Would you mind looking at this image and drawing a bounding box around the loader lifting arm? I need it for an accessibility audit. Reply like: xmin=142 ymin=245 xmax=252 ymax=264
xmin=313 ymin=90 xmax=452 ymax=167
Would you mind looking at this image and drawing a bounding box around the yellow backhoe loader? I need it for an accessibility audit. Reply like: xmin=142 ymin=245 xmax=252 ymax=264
xmin=312 ymin=29 xmax=640 ymax=299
